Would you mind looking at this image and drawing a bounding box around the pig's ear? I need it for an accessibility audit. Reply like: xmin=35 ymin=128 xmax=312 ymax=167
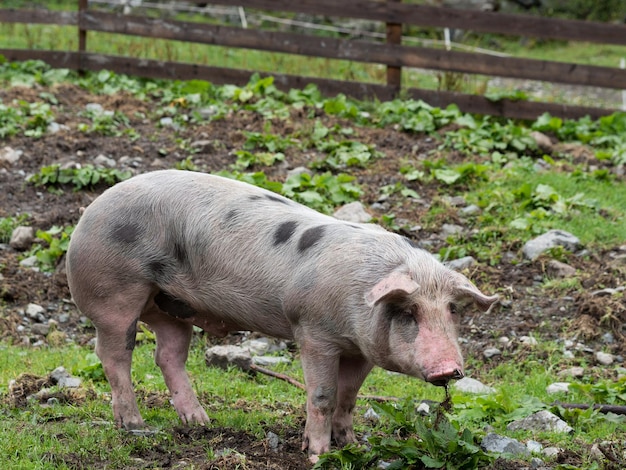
xmin=366 ymin=271 xmax=420 ymax=307
xmin=454 ymin=276 xmax=498 ymax=312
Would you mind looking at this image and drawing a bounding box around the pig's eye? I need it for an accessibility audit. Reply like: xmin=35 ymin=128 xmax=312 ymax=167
xmin=450 ymin=303 xmax=460 ymax=315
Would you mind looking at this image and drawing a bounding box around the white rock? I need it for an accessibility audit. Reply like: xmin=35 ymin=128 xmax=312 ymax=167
xmin=481 ymin=433 xmax=529 ymax=456
xmin=483 ymin=347 xmax=502 ymax=359
xmin=506 ymin=410 xmax=573 ymax=434
xmin=453 ymin=377 xmax=495 ymax=394
xmin=416 ymin=402 xmax=431 ymax=415
xmin=50 ymin=366 xmax=82 ymax=388
xmin=93 ymin=154 xmax=116 ymax=168
xmin=363 ymin=407 xmax=380 ymax=421
xmin=241 ymin=339 xmax=270 ymax=356
xmin=498 ymin=336 xmax=510 ymax=345
xmin=522 ymin=230 xmax=581 ymax=260
xmin=546 ymin=382 xmax=570 ymax=394
xmin=440 ymin=223 xmax=464 ymax=237
xmin=19 ymin=255 xmax=39 ymax=269
xmin=595 ymin=351 xmax=614 ymax=365
xmin=546 ymin=260 xmax=576 ymax=278
xmin=520 ymin=335 xmax=538 ymax=346
xmin=530 ymin=131 xmax=553 ymax=153
xmin=333 ymin=202 xmax=372 ymax=223
xmin=252 ymin=356 xmax=291 ymax=367
xmin=25 ymin=303 xmax=46 ymax=320
xmin=527 ymin=440 xmax=543 ymax=453
xmin=0 ymin=146 xmax=23 ymax=164
xmin=205 ymin=345 xmax=252 ymax=371
xmin=445 ymin=256 xmax=476 ymax=271
xmin=543 ymin=447 xmax=561 ymax=458
xmin=558 ymin=367 xmax=584 ymax=378
xmin=9 ymin=226 xmax=34 ymax=250
xmin=459 ymin=204 xmax=481 ymax=216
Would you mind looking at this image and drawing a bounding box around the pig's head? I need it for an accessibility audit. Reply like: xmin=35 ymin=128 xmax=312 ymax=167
xmin=364 ymin=265 xmax=498 ymax=386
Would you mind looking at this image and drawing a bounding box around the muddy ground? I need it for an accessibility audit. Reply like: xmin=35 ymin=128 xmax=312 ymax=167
xmin=0 ymin=82 xmax=625 ymax=469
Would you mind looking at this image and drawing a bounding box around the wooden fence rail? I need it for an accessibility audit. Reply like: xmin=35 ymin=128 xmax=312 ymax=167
xmin=0 ymin=1 xmax=625 ymax=120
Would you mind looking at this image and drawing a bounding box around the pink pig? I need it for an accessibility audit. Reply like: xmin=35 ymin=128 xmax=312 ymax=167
xmin=66 ymin=170 xmax=497 ymax=461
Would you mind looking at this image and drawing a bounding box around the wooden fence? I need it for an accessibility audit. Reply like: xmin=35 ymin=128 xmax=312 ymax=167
xmin=1 ymin=0 xmax=625 ymax=120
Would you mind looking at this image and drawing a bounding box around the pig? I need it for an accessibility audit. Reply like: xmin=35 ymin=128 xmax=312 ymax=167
xmin=66 ymin=169 xmax=497 ymax=461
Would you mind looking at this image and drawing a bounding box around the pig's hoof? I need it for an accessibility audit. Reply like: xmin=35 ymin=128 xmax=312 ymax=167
xmin=308 ymin=454 xmax=320 ymax=465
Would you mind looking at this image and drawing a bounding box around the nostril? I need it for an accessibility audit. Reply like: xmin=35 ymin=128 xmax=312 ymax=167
xmin=426 ymin=368 xmax=464 ymax=387
xmin=451 ymin=369 xmax=464 ymax=380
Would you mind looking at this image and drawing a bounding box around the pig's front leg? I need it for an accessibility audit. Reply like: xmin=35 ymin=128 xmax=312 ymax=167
xmin=299 ymin=339 xmax=341 ymax=463
xmin=332 ymin=356 xmax=373 ymax=447
xmin=142 ymin=309 xmax=210 ymax=426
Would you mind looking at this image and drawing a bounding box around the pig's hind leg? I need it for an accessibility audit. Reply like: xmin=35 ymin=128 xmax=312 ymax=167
xmin=91 ymin=289 xmax=151 ymax=430
xmin=141 ymin=295 xmax=210 ymax=426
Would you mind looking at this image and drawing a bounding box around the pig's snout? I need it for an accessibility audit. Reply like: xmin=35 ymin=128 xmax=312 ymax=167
xmin=425 ymin=366 xmax=464 ymax=387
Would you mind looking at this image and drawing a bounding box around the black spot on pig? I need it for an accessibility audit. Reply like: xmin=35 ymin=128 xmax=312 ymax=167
xmin=154 ymin=291 xmax=196 ymax=319
xmin=265 ymin=194 xmax=290 ymax=205
xmin=298 ymin=226 xmax=326 ymax=252
xmin=148 ymin=259 xmax=177 ymax=284
xmin=223 ymin=209 xmax=239 ymax=224
xmin=173 ymin=242 xmax=190 ymax=270
xmin=111 ymin=222 xmax=142 ymax=244
xmin=403 ymin=236 xmax=419 ymax=249
xmin=125 ymin=318 xmax=139 ymax=351
xmin=274 ymin=221 xmax=298 ymax=245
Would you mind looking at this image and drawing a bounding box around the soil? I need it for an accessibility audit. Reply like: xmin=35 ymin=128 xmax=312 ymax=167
xmin=1 ymin=82 xmax=625 ymax=469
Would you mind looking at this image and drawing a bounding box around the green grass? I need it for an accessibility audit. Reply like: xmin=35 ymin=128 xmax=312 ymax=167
xmin=1 ymin=338 xmax=624 ymax=468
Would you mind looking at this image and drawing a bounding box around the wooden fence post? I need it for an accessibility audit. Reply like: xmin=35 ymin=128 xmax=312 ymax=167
xmin=78 ymin=0 xmax=88 ymax=73
xmin=386 ymin=0 xmax=402 ymax=92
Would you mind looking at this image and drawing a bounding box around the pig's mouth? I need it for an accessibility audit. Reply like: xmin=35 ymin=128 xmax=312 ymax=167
xmin=425 ymin=368 xmax=464 ymax=387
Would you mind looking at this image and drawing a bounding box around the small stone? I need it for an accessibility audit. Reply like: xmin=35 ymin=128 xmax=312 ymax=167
xmin=286 ymin=166 xmax=313 ymax=179
xmin=498 ymin=336 xmax=510 ymax=345
xmin=25 ymin=303 xmax=46 ymax=321
xmin=546 ymin=382 xmax=570 ymax=394
xmin=363 ymin=407 xmax=380 ymax=421
xmin=445 ymin=256 xmax=476 ymax=271
xmin=9 ymin=226 xmax=35 ymax=251
xmin=266 ymin=431 xmax=280 ymax=451
xmin=19 ymin=255 xmax=39 ymax=269
xmin=416 ymin=402 xmax=431 ymax=415
xmin=252 ymin=356 xmax=291 ymax=367
xmin=205 ymin=345 xmax=252 ymax=371
xmin=546 ymin=260 xmax=576 ymax=278
xmin=453 ymin=377 xmax=495 ymax=394
xmin=595 ymin=351 xmax=614 ymax=365
xmin=520 ymin=335 xmax=538 ymax=346
xmin=530 ymin=131 xmax=553 ymax=153
xmin=50 ymin=366 xmax=81 ymax=388
xmin=522 ymin=230 xmax=581 ymax=260
xmin=527 ymin=440 xmax=543 ymax=453
xmin=441 ymin=223 xmax=464 ymax=237
xmin=58 ymin=313 xmax=70 ymax=324
xmin=31 ymin=323 xmax=51 ymax=336
xmin=601 ymin=332 xmax=615 ymax=344
xmin=481 ymin=433 xmax=529 ymax=457
xmin=241 ymin=339 xmax=270 ymax=356
xmin=542 ymin=447 xmax=560 ymax=458
xmin=448 ymin=196 xmax=466 ymax=207
xmin=460 ymin=204 xmax=481 ymax=216
xmin=0 ymin=146 xmax=23 ymax=164
xmin=160 ymin=117 xmax=174 ymax=127
xmin=483 ymin=347 xmax=502 ymax=359
xmin=333 ymin=202 xmax=372 ymax=223
xmin=506 ymin=410 xmax=573 ymax=434
xmin=93 ymin=154 xmax=116 ymax=168
xmin=558 ymin=367 xmax=584 ymax=378
xmin=85 ymin=103 xmax=104 ymax=114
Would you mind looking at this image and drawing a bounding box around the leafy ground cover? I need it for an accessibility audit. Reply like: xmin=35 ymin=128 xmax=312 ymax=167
xmin=0 ymin=60 xmax=625 ymax=469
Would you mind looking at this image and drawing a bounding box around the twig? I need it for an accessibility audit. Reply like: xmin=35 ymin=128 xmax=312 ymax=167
xmin=249 ymin=363 xmax=306 ymax=390
xmin=553 ymin=401 xmax=626 ymax=415
xmin=249 ymin=364 xmax=400 ymax=402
